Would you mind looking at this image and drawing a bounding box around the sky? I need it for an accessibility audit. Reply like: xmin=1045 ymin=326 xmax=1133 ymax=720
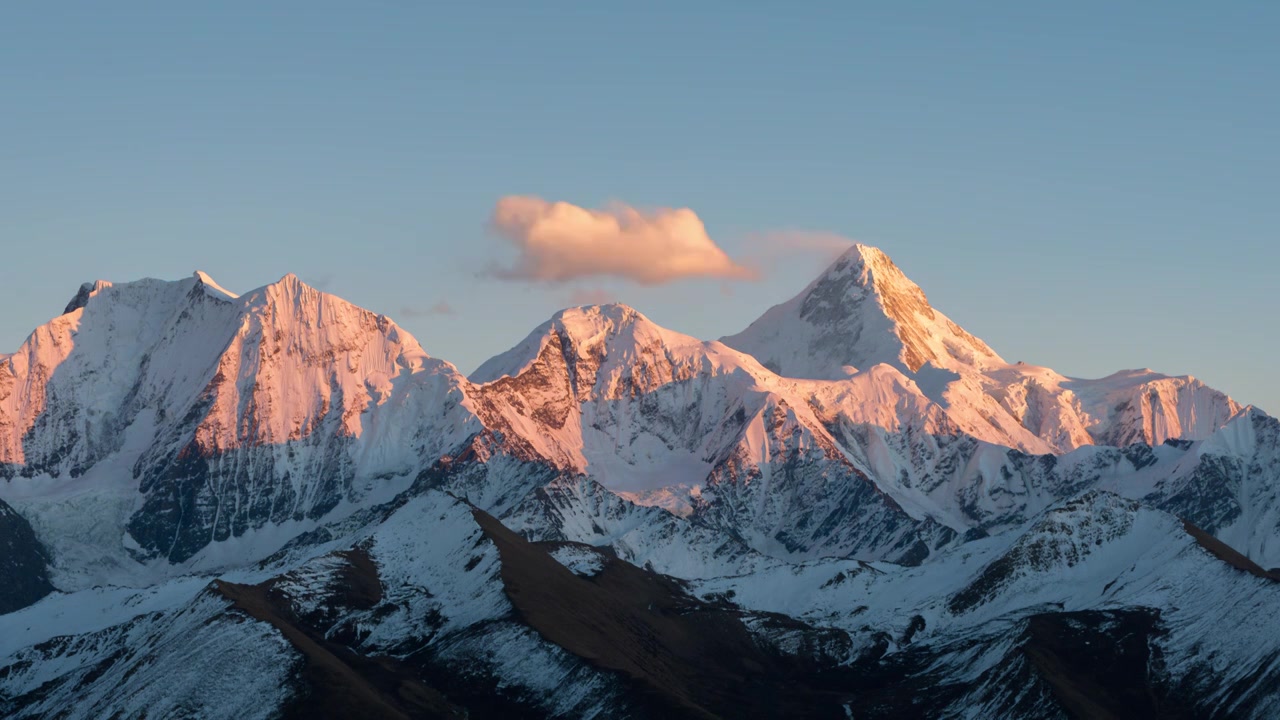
xmin=1 ymin=2 xmax=1276 ymax=413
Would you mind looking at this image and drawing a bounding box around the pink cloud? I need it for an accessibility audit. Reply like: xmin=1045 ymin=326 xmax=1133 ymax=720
xmin=400 ymin=301 xmax=454 ymax=318
xmin=567 ymin=287 xmax=615 ymax=306
xmin=489 ymin=196 xmax=757 ymax=285
xmin=745 ymin=230 xmax=855 ymax=264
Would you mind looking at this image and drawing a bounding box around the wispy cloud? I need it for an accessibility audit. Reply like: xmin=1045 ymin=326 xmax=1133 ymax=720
xmin=488 ymin=196 xmax=757 ymax=285
xmin=566 ymin=287 xmax=615 ymax=306
xmin=399 ymin=300 xmax=455 ymax=318
xmin=744 ymin=230 xmax=854 ymax=264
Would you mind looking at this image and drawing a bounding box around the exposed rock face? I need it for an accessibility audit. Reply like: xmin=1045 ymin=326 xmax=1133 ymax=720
xmin=61 ymin=282 xmax=98 ymax=315
xmin=0 ymin=500 xmax=52 ymax=614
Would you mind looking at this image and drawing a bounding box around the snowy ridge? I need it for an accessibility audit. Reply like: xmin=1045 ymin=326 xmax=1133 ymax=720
xmin=723 ymin=244 xmax=1244 ymax=455
xmin=0 ymin=491 xmax=631 ymax=718
xmin=467 ymin=303 xmax=962 ymax=563
xmin=1 ymin=272 xmax=487 ymax=581
xmin=690 ymin=490 xmax=1280 ymax=717
xmin=0 ymin=251 xmax=1277 ymax=718
xmin=461 ymin=293 xmax=1264 ymax=570
xmin=0 ymin=258 xmax=1263 ymax=579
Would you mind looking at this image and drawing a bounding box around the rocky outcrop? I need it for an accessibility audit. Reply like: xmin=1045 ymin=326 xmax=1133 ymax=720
xmin=0 ymin=500 xmax=53 ymax=614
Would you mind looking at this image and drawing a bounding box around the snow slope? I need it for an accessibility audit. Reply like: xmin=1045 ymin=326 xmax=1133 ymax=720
xmin=0 ymin=256 xmax=1277 ymax=718
xmin=1 ymin=272 xmax=483 ymax=583
xmin=0 ymin=490 xmax=630 ymax=719
xmin=723 ymin=243 xmax=1243 ymax=454
xmin=692 ymin=490 xmax=1280 ymax=717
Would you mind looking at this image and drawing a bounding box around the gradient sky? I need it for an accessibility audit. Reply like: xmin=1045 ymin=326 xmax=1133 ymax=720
xmin=2 ymin=2 xmax=1276 ymax=413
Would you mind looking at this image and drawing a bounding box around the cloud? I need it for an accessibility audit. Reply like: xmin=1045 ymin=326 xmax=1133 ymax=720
xmin=744 ymin=230 xmax=854 ymax=264
xmin=489 ymin=196 xmax=757 ymax=285
xmin=566 ymin=287 xmax=616 ymax=306
xmin=399 ymin=300 xmax=454 ymax=318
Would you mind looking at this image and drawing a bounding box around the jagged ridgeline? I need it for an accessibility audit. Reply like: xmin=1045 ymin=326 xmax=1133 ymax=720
xmin=1 ymin=248 xmax=1277 ymax=718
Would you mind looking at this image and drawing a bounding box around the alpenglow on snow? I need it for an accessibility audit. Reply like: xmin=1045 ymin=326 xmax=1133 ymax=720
xmin=1 ymin=248 xmax=1277 ymax=719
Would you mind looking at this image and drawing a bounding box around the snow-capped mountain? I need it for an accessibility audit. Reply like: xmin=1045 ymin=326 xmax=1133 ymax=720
xmin=2 ymin=251 xmax=1277 ymax=718
xmin=468 ymin=304 xmax=957 ymax=565
xmin=722 ymin=243 xmax=1005 ymax=380
xmin=723 ymin=243 xmax=1243 ymax=455
xmin=1 ymin=272 xmax=483 ymax=588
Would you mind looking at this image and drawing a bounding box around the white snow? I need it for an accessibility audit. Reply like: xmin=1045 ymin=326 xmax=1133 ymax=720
xmin=721 ymin=244 xmax=1243 ymax=455
xmin=192 ymin=270 xmax=240 ymax=300
xmin=1 ymin=257 xmax=1277 ymax=718
xmin=548 ymin=544 xmax=606 ymax=577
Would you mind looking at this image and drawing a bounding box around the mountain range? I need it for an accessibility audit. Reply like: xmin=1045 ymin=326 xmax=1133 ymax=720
xmin=2 ymin=244 xmax=1277 ymax=718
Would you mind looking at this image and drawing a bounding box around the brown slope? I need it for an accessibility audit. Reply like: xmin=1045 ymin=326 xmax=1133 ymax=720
xmin=213 ymin=548 xmax=464 ymax=720
xmin=470 ymin=508 xmax=852 ymax=720
xmin=1180 ymin=519 xmax=1280 ymax=582
xmin=1019 ymin=610 xmax=1190 ymax=720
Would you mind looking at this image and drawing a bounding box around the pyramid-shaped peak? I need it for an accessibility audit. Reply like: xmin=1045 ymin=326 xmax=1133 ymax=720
xmin=819 ymin=243 xmax=918 ymax=294
xmin=722 ymin=243 xmax=1002 ymax=378
xmin=834 ymin=241 xmax=893 ymax=266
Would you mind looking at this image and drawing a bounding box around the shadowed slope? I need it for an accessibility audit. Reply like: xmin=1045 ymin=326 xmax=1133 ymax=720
xmin=472 ymin=507 xmax=855 ymax=719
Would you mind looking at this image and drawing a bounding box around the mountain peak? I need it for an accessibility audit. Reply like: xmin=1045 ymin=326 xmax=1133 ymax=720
xmin=266 ymin=272 xmax=308 ymax=294
xmin=191 ymin=271 xmax=239 ymax=301
xmin=234 ymin=273 xmax=329 ymax=312
xmin=471 ymin=303 xmax=685 ymax=385
xmin=549 ymin=302 xmax=646 ymax=333
xmin=722 ymin=244 xmax=1002 ymax=379
xmin=835 ymin=241 xmax=893 ymax=267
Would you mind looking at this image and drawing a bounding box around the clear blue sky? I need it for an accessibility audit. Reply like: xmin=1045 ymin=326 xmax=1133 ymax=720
xmin=2 ymin=2 xmax=1276 ymax=413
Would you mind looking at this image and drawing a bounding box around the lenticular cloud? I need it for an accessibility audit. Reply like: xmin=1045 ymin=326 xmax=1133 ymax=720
xmin=489 ymin=196 xmax=757 ymax=285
